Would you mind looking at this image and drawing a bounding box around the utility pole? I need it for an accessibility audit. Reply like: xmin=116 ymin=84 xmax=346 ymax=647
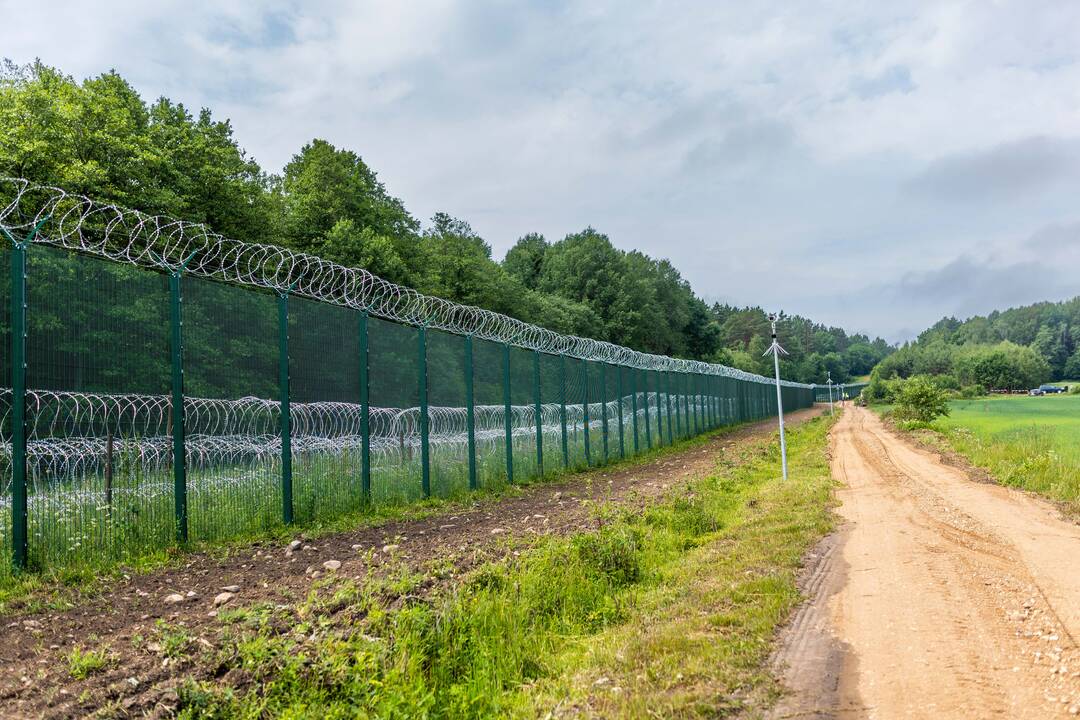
xmin=762 ymin=314 xmax=789 ymax=480
xmin=826 ymin=371 xmax=834 ymax=415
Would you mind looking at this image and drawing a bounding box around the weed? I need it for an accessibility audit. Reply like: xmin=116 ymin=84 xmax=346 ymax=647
xmin=67 ymin=645 xmax=112 ymax=679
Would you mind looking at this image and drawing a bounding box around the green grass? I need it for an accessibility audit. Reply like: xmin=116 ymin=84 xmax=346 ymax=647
xmin=927 ymin=394 xmax=1080 ymax=513
xmin=0 ymin=411 xmax=782 ymax=615
xmin=67 ymin=644 xmax=113 ymax=679
xmin=171 ymin=415 xmax=836 ymax=719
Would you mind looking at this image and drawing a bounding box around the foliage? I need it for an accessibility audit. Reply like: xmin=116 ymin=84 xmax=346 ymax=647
xmin=67 ymin=645 xmax=112 ymax=679
xmin=894 ymin=297 xmax=1080 ymax=388
xmin=1 ymin=59 xmax=880 ymax=372
xmin=873 ymin=340 xmax=1051 ymax=392
xmin=892 ymin=375 xmax=950 ymax=423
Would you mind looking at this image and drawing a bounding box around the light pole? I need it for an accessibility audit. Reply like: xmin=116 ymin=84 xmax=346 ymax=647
xmin=826 ymin=372 xmax=834 ymax=415
xmin=762 ymin=314 xmax=789 ymax=480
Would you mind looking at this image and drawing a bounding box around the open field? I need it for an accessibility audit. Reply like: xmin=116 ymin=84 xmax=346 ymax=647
xmin=930 ymin=394 xmax=1080 ymax=514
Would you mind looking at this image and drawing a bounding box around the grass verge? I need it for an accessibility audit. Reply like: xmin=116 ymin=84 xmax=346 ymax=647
xmin=0 ymin=417 xmax=774 ymax=616
xmin=168 ymin=415 xmax=836 ymax=719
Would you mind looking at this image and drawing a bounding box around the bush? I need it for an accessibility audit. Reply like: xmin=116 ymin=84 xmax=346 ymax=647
xmin=893 ymin=376 xmax=950 ymax=423
xmin=959 ymin=384 xmax=987 ymax=399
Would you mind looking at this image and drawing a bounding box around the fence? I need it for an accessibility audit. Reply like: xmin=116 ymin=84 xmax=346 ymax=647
xmin=0 ymin=179 xmax=813 ymax=577
xmin=811 ymin=383 xmax=868 ymax=402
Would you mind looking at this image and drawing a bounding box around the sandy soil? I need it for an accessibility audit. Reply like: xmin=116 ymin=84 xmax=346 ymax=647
xmin=771 ymin=406 xmax=1080 ymax=719
xmin=0 ymin=408 xmax=821 ymax=719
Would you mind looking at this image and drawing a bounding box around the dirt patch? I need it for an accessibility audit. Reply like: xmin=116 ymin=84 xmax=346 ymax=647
xmin=0 ymin=409 xmax=821 ymax=719
xmin=771 ymin=407 xmax=1080 ymax=719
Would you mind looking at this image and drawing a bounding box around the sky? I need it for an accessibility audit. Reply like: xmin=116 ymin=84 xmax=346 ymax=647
xmin=4 ymin=1 xmax=1080 ymax=343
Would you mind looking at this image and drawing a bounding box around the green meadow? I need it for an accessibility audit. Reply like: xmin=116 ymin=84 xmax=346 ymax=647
xmin=931 ymin=394 xmax=1080 ymax=514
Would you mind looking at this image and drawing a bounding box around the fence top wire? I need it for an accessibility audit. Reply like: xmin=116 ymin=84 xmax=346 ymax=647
xmin=0 ymin=177 xmax=809 ymax=387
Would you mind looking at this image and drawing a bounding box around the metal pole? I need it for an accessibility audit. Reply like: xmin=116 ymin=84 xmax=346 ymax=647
xmin=616 ymin=364 xmax=626 ymax=458
xmin=665 ymin=371 xmax=674 ymax=444
xmin=630 ymin=367 xmax=639 ymax=453
xmin=359 ymin=311 xmax=371 ymax=498
xmin=278 ymin=292 xmax=293 ymax=525
xmin=418 ymin=325 xmax=430 ymax=496
xmin=582 ymin=360 xmax=591 ymax=466
xmin=763 ymin=315 xmax=789 ymax=480
xmin=465 ymin=335 xmax=477 ymax=489
xmin=503 ymin=343 xmax=513 ymax=483
xmin=9 ymin=239 xmax=27 ymax=569
xmin=772 ymin=345 xmax=788 ymax=480
xmin=559 ymin=353 xmax=569 ymax=468
xmin=600 ymin=362 xmax=609 ymax=463
xmin=643 ymin=369 xmax=652 ymax=449
xmin=533 ymin=350 xmax=543 ymax=477
xmin=169 ymin=271 xmax=188 ymax=543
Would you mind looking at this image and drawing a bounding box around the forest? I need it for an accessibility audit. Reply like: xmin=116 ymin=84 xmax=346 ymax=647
xmin=0 ymin=60 xmax=890 ymax=385
xmin=867 ymin=296 xmax=1080 ymax=395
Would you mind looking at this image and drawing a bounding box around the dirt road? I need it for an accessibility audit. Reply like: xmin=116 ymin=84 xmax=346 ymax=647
xmin=772 ymin=406 xmax=1080 ymax=718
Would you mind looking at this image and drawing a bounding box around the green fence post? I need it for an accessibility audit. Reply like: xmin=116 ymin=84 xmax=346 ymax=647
xmin=674 ymin=371 xmax=682 ymax=438
xmin=643 ymin=369 xmax=652 ymax=449
xmin=465 ymin=335 xmax=477 ymax=490
xmin=560 ymin=353 xmax=569 ymax=468
xmin=660 ymin=375 xmax=669 ymax=442
xmin=169 ymin=270 xmax=188 ymax=543
xmin=503 ymin=342 xmax=514 ymax=483
xmin=5 ymin=217 xmax=48 ymax=571
xmin=8 ymin=239 xmax=27 ymax=569
xmin=630 ymin=367 xmax=640 ymax=453
xmin=533 ymin=350 xmax=543 ymax=478
xmin=616 ymin=365 xmax=626 ymax=459
xmin=652 ymin=371 xmax=660 ymax=444
xmin=359 ymin=311 xmax=371 ymax=499
xmin=418 ymin=325 xmax=431 ymax=497
xmin=582 ymin=360 xmax=591 ymax=465
xmin=278 ymin=291 xmax=293 ymax=525
xmin=600 ymin=362 xmax=609 ymax=463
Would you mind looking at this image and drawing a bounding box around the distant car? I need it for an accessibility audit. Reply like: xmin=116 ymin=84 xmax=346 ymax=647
xmin=1029 ymin=388 xmax=1044 ymax=396
xmin=1039 ymin=384 xmax=1066 ymax=394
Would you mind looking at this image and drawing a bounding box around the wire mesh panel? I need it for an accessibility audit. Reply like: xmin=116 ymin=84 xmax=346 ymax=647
xmin=585 ymin=360 xmax=606 ymax=465
xmin=469 ymin=337 xmax=506 ymax=489
xmin=564 ymin=356 xmax=589 ymax=470
xmin=289 ymin=296 xmax=363 ymax=524
xmin=23 ymin=245 xmax=171 ymax=571
xmin=427 ymin=328 xmax=469 ymax=497
xmin=184 ymin=276 xmax=280 ymax=543
xmin=538 ymin=352 xmax=564 ymax=474
xmin=367 ymin=317 xmax=421 ymax=503
xmin=508 ymin=345 xmax=538 ymax=482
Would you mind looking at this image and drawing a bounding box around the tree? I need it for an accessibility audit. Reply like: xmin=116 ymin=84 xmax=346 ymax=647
xmin=893 ymin=376 xmax=950 ymax=423
xmin=502 ymin=233 xmax=548 ymax=289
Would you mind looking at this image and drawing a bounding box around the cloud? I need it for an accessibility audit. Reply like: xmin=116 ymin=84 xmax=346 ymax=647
xmin=904 ymin=136 xmax=1080 ymax=202
xmin=851 ymin=65 xmax=915 ymax=99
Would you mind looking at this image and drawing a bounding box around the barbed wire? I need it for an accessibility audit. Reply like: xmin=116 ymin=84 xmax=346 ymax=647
xmin=0 ymin=177 xmax=809 ymax=387
xmin=0 ymin=388 xmax=709 ymax=493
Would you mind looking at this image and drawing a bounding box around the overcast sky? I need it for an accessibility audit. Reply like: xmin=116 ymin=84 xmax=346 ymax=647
xmin=5 ymin=1 xmax=1080 ymax=343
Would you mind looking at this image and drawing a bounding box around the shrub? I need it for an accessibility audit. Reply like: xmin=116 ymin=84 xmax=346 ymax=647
xmin=893 ymin=376 xmax=950 ymax=423
xmin=572 ymin=526 xmax=642 ymax=588
xmin=959 ymin=384 xmax=987 ymax=399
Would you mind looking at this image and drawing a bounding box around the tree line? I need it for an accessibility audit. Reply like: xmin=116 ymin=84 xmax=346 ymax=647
xmin=865 ymin=297 xmax=1080 ymax=397
xmin=1 ymin=60 xmax=889 ymax=389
